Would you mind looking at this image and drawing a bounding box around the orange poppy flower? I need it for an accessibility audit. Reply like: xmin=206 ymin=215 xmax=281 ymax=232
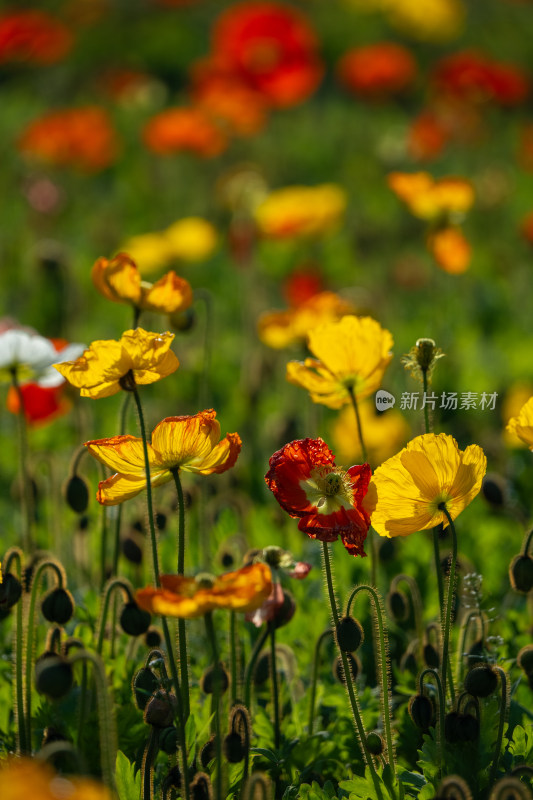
xmin=427 ymin=226 xmax=471 ymax=273
xmin=388 ymin=172 xmax=474 ymax=221
xmin=85 ymin=410 xmax=242 ymax=505
xmin=258 ymin=291 xmax=356 ymax=349
xmin=143 ymin=107 xmax=227 ymax=157
xmin=136 ymin=562 xmax=272 ymax=618
xmin=0 ymin=756 xmax=113 ymax=800
xmin=54 ymin=328 xmax=179 ymax=399
xmin=0 ymin=10 xmax=74 ymax=65
xmin=193 ymin=72 xmax=268 ymax=137
xmin=211 ymin=1 xmax=323 ymax=108
xmin=18 ymin=107 xmax=118 ymax=172
xmin=337 ymin=42 xmax=416 ymax=98
xmin=254 ymin=184 xmax=347 ymax=239
xmin=408 ymin=111 xmax=450 ymax=161
xmin=92 ymin=253 xmax=193 ymax=314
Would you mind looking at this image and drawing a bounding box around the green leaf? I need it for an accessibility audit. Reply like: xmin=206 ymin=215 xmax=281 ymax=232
xmin=250 ymin=746 xmax=279 ymax=764
xmin=115 ymin=750 xmax=141 ymax=800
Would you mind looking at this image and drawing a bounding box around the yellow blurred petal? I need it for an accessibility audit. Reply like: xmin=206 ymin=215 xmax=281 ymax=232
xmin=286 ymin=360 xmax=349 ymax=409
xmin=165 ymin=217 xmax=218 ymax=262
xmin=91 ymin=253 xmax=142 ymax=305
xmin=140 ymin=271 xmax=193 ymax=314
xmin=506 ymin=396 xmax=533 ymax=449
xmin=120 ymin=232 xmax=175 ymax=275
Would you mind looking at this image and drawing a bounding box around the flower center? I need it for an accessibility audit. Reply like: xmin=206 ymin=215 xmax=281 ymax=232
xmin=119 ymin=368 xmax=137 ymax=392
xmin=301 ymin=466 xmax=354 ymax=515
xmin=324 ymin=473 xmax=343 ymax=495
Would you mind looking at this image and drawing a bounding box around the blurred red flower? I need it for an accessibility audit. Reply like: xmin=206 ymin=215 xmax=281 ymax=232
xmin=283 ymin=266 xmax=325 ymax=307
xmin=337 ymin=42 xmax=417 ymax=98
xmin=0 ymin=10 xmax=73 ymax=65
xmin=18 ymin=107 xmax=119 ymax=172
xmin=433 ymin=50 xmax=529 ymax=106
xmin=408 ymin=111 xmax=450 ymax=161
xmin=211 ymin=1 xmax=323 ymax=107
xmin=193 ymin=73 xmax=268 ymax=137
xmin=143 ymin=107 xmax=227 ymax=157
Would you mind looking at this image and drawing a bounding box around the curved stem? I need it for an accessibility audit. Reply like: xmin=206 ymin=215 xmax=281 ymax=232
xmin=99 ymin=462 xmax=108 ymax=590
xmin=439 ymin=506 xmax=457 ymax=705
xmin=171 ymin=468 xmax=190 ymax=720
xmin=6 ymin=549 xmax=28 ymax=754
xmin=419 ymin=668 xmax=445 ymax=778
xmin=456 ymin=610 xmax=482 ymax=686
xmin=111 ymin=394 xmax=131 ymax=577
xmin=11 ymin=370 xmax=33 ymax=552
xmin=204 ymin=611 xmax=223 ymax=800
xmin=522 ymin=527 xmax=533 ymax=556
xmin=268 ymin=621 xmax=281 ymax=750
xmin=346 ymin=584 xmax=396 ymax=772
xmin=390 ymin=574 xmax=425 ymax=663
xmin=488 ymin=667 xmax=509 ymax=787
xmin=243 ymin=627 xmax=269 ymax=710
xmin=308 ymin=629 xmax=334 ymax=735
xmin=95 ymin=577 xmax=134 ymax=654
xmin=347 ymin=386 xmax=368 ymax=463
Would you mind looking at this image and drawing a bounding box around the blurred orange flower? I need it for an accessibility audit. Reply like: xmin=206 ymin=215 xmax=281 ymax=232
xmin=408 ymin=111 xmax=450 ymax=161
xmin=18 ymin=107 xmax=118 ymax=172
xmin=211 ymin=1 xmax=323 ymax=108
xmin=85 ymin=410 xmax=242 ymax=504
xmin=258 ymin=292 xmax=355 ymax=349
xmin=254 ymin=184 xmax=347 ymax=239
xmin=388 ymin=172 xmax=474 ymax=220
xmin=193 ymin=73 xmax=268 ymax=137
xmin=427 ymin=226 xmax=471 ymax=274
xmin=54 ymin=329 xmax=179 ymax=399
xmin=433 ymin=50 xmax=529 ymax=106
xmin=0 ymin=757 xmax=113 ymax=800
xmin=136 ymin=562 xmax=272 ymax=618
xmin=0 ymin=10 xmax=74 ymax=65
xmin=143 ymin=107 xmax=227 ymax=157
xmin=337 ymin=42 xmax=416 ymax=98
xmin=92 ymin=253 xmax=192 ymax=314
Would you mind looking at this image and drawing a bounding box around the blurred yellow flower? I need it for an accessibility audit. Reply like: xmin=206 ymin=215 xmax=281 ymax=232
xmin=388 ymin=172 xmax=474 ymax=221
xmin=120 ymin=232 xmax=175 ymax=274
xmin=506 ymin=397 xmax=533 ymax=449
xmin=502 ymin=382 xmax=533 ymax=447
xmin=85 ymin=409 xmax=241 ymax=504
xmin=254 ymin=184 xmax=347 ymax=239
xmin=92 ymin=253 xmax=193 ymax=314
xmin=286 ymin=315 xmax=393 ymax=408
xmin=54 ymin=328 xmax=179 ymax=399
xmin=385 ymin=0 xmax=465 ymax=41
xmin=258 ymin=292 xmax=355 ymax=349
xmin=331 ymin=401 xmax=410 ymax=466
xmin=136 ymin=562 xmax=272 ymax=619
xmin=0 ymin=757 xmax=113 ymax=800
xmin=164 ymin=217 xmax=218 ymax=262
xmin=364 ymin=432 xmax=486 ymax=537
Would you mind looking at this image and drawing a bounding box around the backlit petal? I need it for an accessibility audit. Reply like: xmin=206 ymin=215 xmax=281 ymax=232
xmin=85 ymin=435 xmax=150 ymax=473
xmin=91 ymin=253 xmax=142 ymax=304
xmin=140 ymin=271 xmax=193 ymax=314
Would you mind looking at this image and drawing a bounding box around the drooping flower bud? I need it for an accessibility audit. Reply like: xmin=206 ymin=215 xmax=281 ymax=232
xmin=200 ymin=662 xmax=230 ymax=695
xmin=423 ymin=642 xmax=440 ymax=669
xmin=120 ymin=602 xmax=151 ymax=636
xmin=509 ymin=554 xmax=533 ymax=594
xmin=64 ymin=474 xmax=90 ymax=514
xmin=408 ymin=694 xmax=434 ymax=731
xmin=332 ymin=652 xmax=361 ymax=684
xmin=517 ymin=644 xmax=533 ymax=676
xmin=144 ymin=690 xmax=178 ymax=727
xmin=159 ymin=725 xmax=179 ymax=755
xmin=190 ymin=772 xmax=213 ymax=800
xmin=444 ymin=711 xmax=462 ymax=743
xmin=366 ymin=732 xmax=384 ymax=756
xmin=335 ymin=616 xmax=364 ymax=652
xmin=35 ymin=653 xmax=73 ymax=700
xmin=144 ymin=626 xmax=162 ymax=648
xmin=386 ymin=590 xmax=409 ymax=623
xmin=435 ymin=775 xmax=472 ymax=800
xmin=200 ymin=736 xmax=217 ymax=769
xmin=0 ymin=572 xmax=23 ymax=610
xmin=132 ymin=667 xmax=159 ymax=710
xmin=464 ymin=664 xmax=498 ymax=698
xmin=223 ymin=731 xmax=247 ymax=763
xmin=41 ymin=587 xmax=75 ymax=625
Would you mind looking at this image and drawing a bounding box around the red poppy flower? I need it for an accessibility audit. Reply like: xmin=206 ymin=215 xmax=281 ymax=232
xmin=0 ymin=10 xmax=73 ymax=66
xmin=143 ymin=107 xmax=227 ymax=157
xmin=337 ymin=42 xmax=417 ymax=98
xmin=283 ymin=266 xmax=325 ymax=307
xmin=433 ymin=50 xmax=529 ymax=106
xmin=265 ymin=438 xmax=371 ymax=557
xmin=7 ymin=383 xmax=68 ymax=425
xmin=211 ymin=1 xmax=323 ymax=107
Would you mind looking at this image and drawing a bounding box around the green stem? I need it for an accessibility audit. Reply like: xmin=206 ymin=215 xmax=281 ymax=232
xmin=422 ymin=370 xmax=431 ymax=436
xmin=419 ymin=668 xmax=445 ymax=779
xmin=5 ymin=549 xmax=28 ymax=754
xmin=522 ymin=527 xmax=533 ymax=556
xmin=99 ymin=462 xmax=108 ymax=590
xmin=346 ymin=585 xmax=396 ymax=772
xmin=194 ymin=287 xmax=214 ymax=409
xmin=308 ymin=629 xmax=333 ymax=735
xmin=432 ymin=527 xmax=444 ymax=613
xmin=204 ymin=611 xmax=223 ymax=800
xmin=230 ymin=611 xmax=238 ymax=704
xmin=95 ymin=577 xmax=134 ymax=654
xmin=132 ymin=385 xmax=160 ymax=583
xmin=438 ymin=505 xmax=457 ymax=704
xmin=488 ymin=667 xmax=509 ymax=787
xmin=12 ymin=370 xmax=33 ymax=552
xmin=390 ymin=574 xmax=425 ymax=664
xmin=456 ymin=610 xmax=483 ymax=686
xmin=111 ymin=393 xmax=131 ymax=577
xmin=243 ymin=627 xmax=269 ymax=710
xmin=142 ymin=728 xmax=159 ymax=800
xmin=348 ymin=386 xmax=368 ymax=463
xmin=268 ymin=621 xmax=281 ymax=750
xmin=171 ymin=468 xmax=190 ymax=720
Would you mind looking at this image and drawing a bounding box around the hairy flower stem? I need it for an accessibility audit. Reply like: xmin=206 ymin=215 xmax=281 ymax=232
xmin=205 ymin=611 xmax=223 ymax=800
xmin=171 ymin=468 xmax=190 ymax=720
xmin=244 ymin=627 xmax=269 ymax=710
xmin=230 ymin=611 xmax=238 ymax=704
xmin=390 ymin=574 xmax=425 ymax=663
xmin=321 ymin=543 xmax=382 ymax=795
xmin=142 ymin=728 xmax=159 ymax=800
xmin=522 ymin=527 xmax=533 ymax=556
xmin=308 ymin=629 xmax=333 ymax=735
xmin=438 ymin=505 xmax=457 ymax=704
xmin=268 ymin=621 xmax=281 ymax=750
xmin=11 ymin=371 xmax=33 ymax=553
xmin=25 ymin=559 xmax=65 ymax=749
xmin=419 ymin=668 xmax=445 ymax=777
xmin=347 ymin=585 xmax=396 ymax=772
xmin=4 ymin=548 xmax=28 ymax=755
xmin=95 ymin=578 xmax=135 ymax=654
xmin=111 ymin=393 xmax=131 ymax=577
xmin=456 ymin=610 xmax=484 ymax=686
xmin=132 ymin=386 xmax=160 ymax=583
xmin=488 ymin=667 xmax=509 ymax=787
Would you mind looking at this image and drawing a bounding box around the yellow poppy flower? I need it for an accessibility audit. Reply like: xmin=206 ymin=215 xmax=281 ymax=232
xmin=54 ymin=328 xmax=179 ymax=399
xmin=85 ymin=410 xmax=242 ymax=505
xmin=0 ymin=757 xmax=113 ymax=800
xmin=286 ymin=315 xmax=393 ymax=408
xmin=254 ymin=184 xmax=347 ymax=239
xmin=258 ymin=291 xmax=356 ymax=349
xmin=506 ymin=397 xmax=533 ymax=449
xmin=502 ymin=383 xmax=533 ymax=448
xmin=120 ymin=232 xmax=175 ymax=274
xmin=164 ymin=217 xmax=218 ymax=262
xmin=331 ymin=401 xmax=410 ymax=467
xmin=91 ymin=253 xmax=193 ymax=314
xmin=135 ymin=562 xmax=272 ymax=618
xmin=388 ymin=172 xmax=474 ymax=221
xmin=364 ymin=432 xmax=486 ymax=537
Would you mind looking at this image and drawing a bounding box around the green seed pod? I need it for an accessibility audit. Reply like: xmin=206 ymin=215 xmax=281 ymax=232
xmin=423 ymin=643 xmax=440 ymax=669
xmin=464 ymin=664 xmax=498 ymax=698
xmin=509 ymin=554 xmax=533 ymax=594
xmin=408 ymin=694 xmax=434 ymax=731
xmin=64 ymin=474 xmax=90 ymax=513
xmin=120 ymin=602 xmax=151 ymax=636
xmin=223 ymin=731 xmax=246 ymax=763
xmin=366 ymin=732 xmax=384 ymax=756
xmin=159 ymin=725 xmax=179 ymax=754
xmin=143 ymin=690 xmax=178 ymax=727
xmin=517 ymin=644 xmax=533 ymax=676
xmin=41 ymin=587 xmax=74 ymax=625
xmin=35 ymin=653 xmax=73 ymax=700
xmin=200 ymin=736 xmax=216 ymax=768
xmin=0 ymin=572 xmax=23 ymax=610
xmin=132 ymin=667 xmax=159 ymax=710
xmin=335 ymin=616 xmax=364 ymax=652
xmin=332 ymin=652 xmax=361 ymax=684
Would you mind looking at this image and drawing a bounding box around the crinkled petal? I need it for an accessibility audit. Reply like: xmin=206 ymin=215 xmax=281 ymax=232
xmin=265 ymin=438 xmax=336 ymax=517
xmin=91 ymin=253 xmax=142 ymax=305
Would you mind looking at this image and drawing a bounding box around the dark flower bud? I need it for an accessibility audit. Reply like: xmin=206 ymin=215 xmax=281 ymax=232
xmin=335 ymin=616 xmax=364 ymax=652
xmin=408 ymin=694 xmax=434 ymax=731
xmin=435 ymin=775 xmax=472 ymax=800
xmin=464 ymin=665 xmax=498 ymax=697
xmin=366 ymin=732 xmax=384 ymax=756
xmin=122 ymin=534 xmax=143 ymax=565
xmin=223 ymin=731 xmax=246 ymax=763
xmin=517 ymin=644 xmax=533 ymax=676
xmin=466 ymin=639 xmax=486 ymax=662
xmin=78 ymin=515 xmax=90 ymax=533
xmin=162 ymin=766 xmax=182 ymax=793
xmin=155 ymin=512 xmax=167 ymax=531
xmin=35 ymin=653 xmax=73 ymax=700
xmin=0 ymin=572 xmax=23 ymax=610
xmin=133 ymin=667 xmax=159 ymax=710
xmin=159 ymin=725 xmax=179 ymax=754
xmin=253 ymin=653 xmax=270 ymax=686
xmin=144 ymin=691 xmax=178 ymax=727
xmin=400 ymin=647 xmax=418 ymax=675
xmin=488 ymin=776 xmax=532 ymax=800
xmin=220 ymin=549 xmax=235 ymax=569
xmin=190 ymin=772 xmax=213 ymax=800
xmin=481 ymin=474 xmax=507 ymax=509
xmin=444 ymin=711 xmax=462 ymax=743
xmin=144 ymin=626 xmax=162 ymax=649
xmin=423 ymin=643 xmax=440 ymax=669
xmin=272 ymin=589 xmax=296 ymax=629
xmin=200 ymin=736 xmax=217 ymax=769
xmin=200 ymin=663 xmax=229 ymax=695
xmin=42 ymin=726 xmax=67 ymax=746
xmin=458 ymin=713 xmax=479 ymax=742
xmin=332 ymin=652 xmax=361 ymax=684
xmin=509 ymin=554 xmax=533 ymax=594
xmin=387 ymin=590 xmax=409 ymax=623
xmin=120 ymin=602 xmax=151 ymax=636
xmin=170 ymin=308 xmax=196 ymax=333
xmin=41 ymin=587 xmax=74 ymax=625
xmin=64 ymin=474 xmax=89 ymax=513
